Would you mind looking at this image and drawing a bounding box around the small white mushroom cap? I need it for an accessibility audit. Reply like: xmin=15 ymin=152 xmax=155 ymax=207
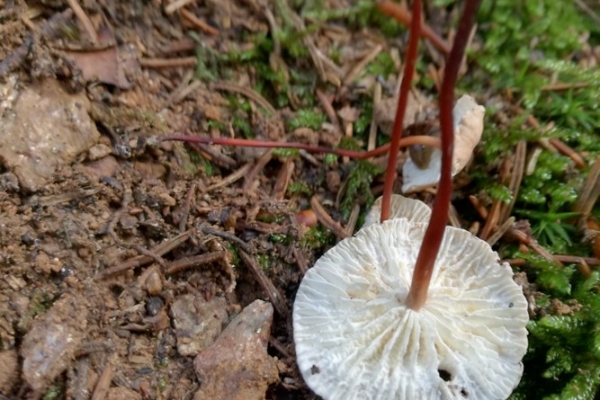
xmin=294 ymin=218 xmax=528 ymax=400
xmin=402 ymin=95 xmax=485 ymax=193
xmin=362 ymin=194 xmax=431 ymax=229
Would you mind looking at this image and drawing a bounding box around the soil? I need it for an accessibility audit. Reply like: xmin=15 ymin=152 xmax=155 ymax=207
xmin=0 ymin=1 xmax=451 ymax=399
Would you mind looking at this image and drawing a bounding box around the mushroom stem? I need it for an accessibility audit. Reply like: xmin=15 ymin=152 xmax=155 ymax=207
xmin=380 ymin=0 xmax=422 ymax=223
xmin=406 ymin=0 xmax=482 ymax=311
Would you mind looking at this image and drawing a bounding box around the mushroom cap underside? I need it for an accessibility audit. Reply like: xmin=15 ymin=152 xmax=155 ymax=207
xmin=294 ymin=218 xmax=528 ymax=400
xmin=363 ymin=194 xmax=432 ymax=229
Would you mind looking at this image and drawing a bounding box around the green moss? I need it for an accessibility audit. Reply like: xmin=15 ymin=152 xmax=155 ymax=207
xmin=300 ymin=225 xmax=336 ymax=250
xmin=43 ymin=385 xmax=62 ymax=400
xmin=366 ymin=52 xmax=397 ymax=79
xmin=515 ymin=272 xmax=600 ymax=399
xmin=287 ymin=181 xmax=312 ymax=196
xmin=340 ymin=160 xmax=382 ymax=219
xmin=287 ymin=109 xmax=326 ymax=131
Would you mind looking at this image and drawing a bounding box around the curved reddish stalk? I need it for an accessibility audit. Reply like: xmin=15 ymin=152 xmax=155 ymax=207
xmin=380 ymin=0 xmax=422 ymax=223
xmin=161 ymin=133 xmax=440 ymax=160
xmin=377 ymin=0 xmax=450 ymax=54
xmin=406 ymin=0 xmax=482 ymax=311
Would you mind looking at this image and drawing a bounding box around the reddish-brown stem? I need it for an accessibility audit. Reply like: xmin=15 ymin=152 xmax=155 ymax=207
xmin=380 ymin=0 xmax=422 ymax=223
xmin=161 ymin=133 xmax=440 ymax=160
xmin=406 ymin=0 xmax=482 ymax=311
xmin=377 ymin=0 xmax=451 ymax=55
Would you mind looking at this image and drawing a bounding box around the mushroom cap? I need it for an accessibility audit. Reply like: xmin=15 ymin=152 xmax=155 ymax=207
xmin=402 ymin=95 xmax=485 ymax=193
xmin=363 ymin=194 xmax=432 ymax=229
xmin=294 ymin=218 xmax=528 ymax=400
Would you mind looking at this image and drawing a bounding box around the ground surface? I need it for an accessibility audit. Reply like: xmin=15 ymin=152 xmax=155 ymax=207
xmin=0 ymin=1 xmax=599 ymax=400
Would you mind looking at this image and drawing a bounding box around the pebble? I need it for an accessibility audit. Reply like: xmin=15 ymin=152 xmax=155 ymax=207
xmin=193 ymin=299 xmax=279 ymax=400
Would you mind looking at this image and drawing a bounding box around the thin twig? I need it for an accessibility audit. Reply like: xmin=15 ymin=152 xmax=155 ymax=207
xmin=486 ymin=216 xmax=516 ymax=247
xmin=97 ymin=230 xmax=193 ymax=278
xmin=468 ymin=195 xmax=488 ymax=220
xmin=316 ymin=89 xmax=342 ymax=135
xmin=508 ymin=228 xmax=563 ymax=265
xmin=292 ymin=246 xmax=309 ymax=274
xmin=178 ymin=183 xmax=197 ymax=232
xmin=139 ymin=57 xmax=197 ymax=68
xmin=243 ymin=149 xmax=274 ymax=191
xmin=343 ymin=44 xmax=384 ymax=85
xmin=165 ymin=251 xmax=226 ymax=275
xmin=164 ymin=0 xmax=198 ymax=14
xmin=199 ymin=224 xmax=253 ymax=253
xmin=180 ymin=8 xmax=219 ymax=36
xmin=66 ymin=0 xmax=98 ymax=44
xmin=574 ymin=156 xmax=600 ymax=217
xmin=480 ymin=200 xmax=501 ymax=240
xmin=310 ymin=196 xmax=349 ymax=239
xmin=239 ymin=250 xmax=289 ymax=316
xmin=205 ymin=162 xmax=253 ymax=192
xmin=549 ymin=138 xmax=586 ymax=168
xmin=368 ymin=82 xmax=382 ymax=151
xmin=91 ymin=364 xmax=113 ymax=400
xmin=188 ymin=141 xmax=237 ymax=168
xmin=273 ymin=159 xmax=295 ymax=200
xmin=211 ymin=81 xmax=277 ymax=115
xmin=499 ymin=140 xmax=526 ymax=223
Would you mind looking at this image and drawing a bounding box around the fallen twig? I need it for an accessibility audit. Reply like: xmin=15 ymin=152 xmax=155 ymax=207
xmin=139 ymin=57 xmax=197 ymax=68
xmin=239 ymin=250 xmax=289 ymax=316
xmin=164 ymin=251 xmax=227 ymax=275
xmin=205 ymin=162 xmax=253 ymax=192
xmin=180 ymin=8 xmax=219 ymax=36
xmin=199 ymin=224 xmax=254 ymax=254
xmin=549 ymin=138 xmax=586 ymax=168
xmin=211 ymin=81 xmax=277 ymax=115
xmin=97 ymin=229 xmax=194 ymax=278
xmin=66 ymin=0 xmax=98 ymax=44
xmin=310 ymin=196 xmax=349 ymax=239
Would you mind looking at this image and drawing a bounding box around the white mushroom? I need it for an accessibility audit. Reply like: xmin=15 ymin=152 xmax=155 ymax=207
xmin=402 ymin=95 xmax=485 ymax=193
xmin=293 ymin=198 xmax=528 ymax=400
xmin=362 ymin=194 xmax=431 ymax=228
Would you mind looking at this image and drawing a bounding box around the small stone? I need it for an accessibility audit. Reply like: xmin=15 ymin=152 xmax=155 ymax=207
xmin=157 ymin=192 xmax=176 ymax=207
xmin=21 ymin=293 xmax=88 ymax=391
xmin=171 ymin=294 xmax=228 ymax=357
xmin=0 ymin=79 xmax=100 ymax=192
xmin=193 ymin=299 xmax=279 ymax=400
xmin=88 ymin=143 xmax=113 ymax=160
xmin=144 ymin=271 xmax=163 ymax=296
